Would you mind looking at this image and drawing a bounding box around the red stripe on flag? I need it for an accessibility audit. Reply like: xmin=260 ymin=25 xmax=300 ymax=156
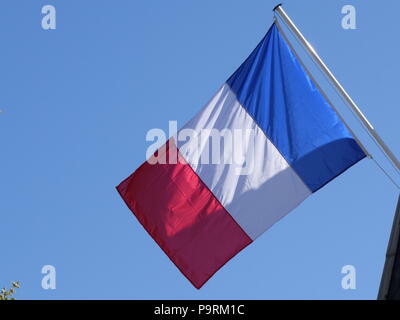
xmin=116 ymin=139 xmax=252 ymax=289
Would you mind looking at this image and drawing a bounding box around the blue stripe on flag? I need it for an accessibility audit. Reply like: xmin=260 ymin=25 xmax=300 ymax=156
xmin=226 ymin=24 xmax=365 ymax=192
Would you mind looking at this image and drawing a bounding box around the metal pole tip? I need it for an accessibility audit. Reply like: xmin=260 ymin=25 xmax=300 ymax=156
xmin=273 ymin=3 xmax=282 ymax=11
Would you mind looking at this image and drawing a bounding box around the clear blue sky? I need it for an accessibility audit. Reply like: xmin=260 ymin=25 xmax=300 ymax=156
xmin=1 ymin=0 xmax=399 ymax=299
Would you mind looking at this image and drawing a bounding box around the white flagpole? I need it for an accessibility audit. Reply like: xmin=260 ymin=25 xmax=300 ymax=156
xmin=272 ymin=3 xmax=400 ymax=300
xmin=273 ymin=4 xmax=400 ymax=173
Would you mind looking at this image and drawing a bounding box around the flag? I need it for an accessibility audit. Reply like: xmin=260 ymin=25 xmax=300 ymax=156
xmin=116 ymin=23 xmax=366 ymax=289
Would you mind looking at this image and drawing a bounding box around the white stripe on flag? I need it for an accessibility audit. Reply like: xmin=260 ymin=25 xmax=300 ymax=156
xmin=177 ymin=84 xmax=312 ymax=240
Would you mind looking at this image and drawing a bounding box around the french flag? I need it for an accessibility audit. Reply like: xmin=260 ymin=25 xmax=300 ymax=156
xmin=117 ymin=24 xmax=366 ymax=289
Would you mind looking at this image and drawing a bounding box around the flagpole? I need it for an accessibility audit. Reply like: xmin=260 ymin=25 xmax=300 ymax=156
xmin=378 ymin=196 xmax=400 ymax=299
xmin=273 ymin=4 xmax=400 ymax=300
xmin=273 ymin=4 xmax=400 ymax=173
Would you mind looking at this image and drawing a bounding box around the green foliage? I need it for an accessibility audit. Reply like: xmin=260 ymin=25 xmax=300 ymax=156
xmin=0 ymin=282 xmax=20 ymax=300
